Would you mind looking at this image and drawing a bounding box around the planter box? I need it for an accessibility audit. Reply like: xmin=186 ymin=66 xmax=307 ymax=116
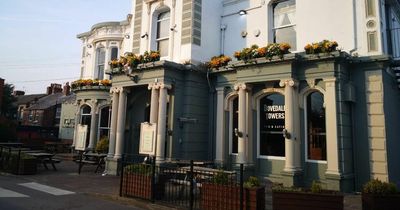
xmin=273 ymin=191 xmax=343 ymax=210
xmin=122 ymin=173 xmax=165 ymax=200
xmin=201 ymin=183 xmax=265 ymax=210
xmin=11 ymin=158 xmax=37 ymax=175
xmin=362 ymin=194 xmax=400 ymax=210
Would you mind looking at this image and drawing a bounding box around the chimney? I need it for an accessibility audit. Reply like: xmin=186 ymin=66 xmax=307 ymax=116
xmin=13 ymin=90 xmax=25 ymax=96
xmin=47 ymin=83 xmax=62 ymax=94
xmin=63 ymin=82 xmax=71 ymax=95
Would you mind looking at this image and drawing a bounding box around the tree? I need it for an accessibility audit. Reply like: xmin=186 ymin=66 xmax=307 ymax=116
xmin=1 ymin=83 xmax=16 ymax=118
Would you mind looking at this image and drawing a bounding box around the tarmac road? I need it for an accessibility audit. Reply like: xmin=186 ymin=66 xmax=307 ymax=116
xmin=0 ymin=175 xmax=142 ymax=210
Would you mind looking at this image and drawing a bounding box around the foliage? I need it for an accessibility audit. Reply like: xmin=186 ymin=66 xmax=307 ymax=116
xmin=271 ymin=183 xmax=302 ymax=193
xmin=124 ymin=164 xmax=152 ymax=175
xmin=211 ymin=170 xmax=229 ymax=185
xmin=311 ymin=180 xmax=323 ymax=193
xmin=244 ymin=176 xmax=261 ymax=188
xmin=207 ymin=55 xmax=232 ymax=69
xmin=362 ymin=179 xmax=398 ymax=195
xmin=304 ymin=40 xmax=338 ymax=54
xmin=71 ymin=79 xmax=111 ymax=89
xmin=1 ymin=83 xmax=16 ymax=118
xmin=95 ymin=136 xmax=109 ymax=153
xmin=108 ymin=51 xmax=160 ymax=70
xmin=233 ymin=43 xmax=291 ymax=63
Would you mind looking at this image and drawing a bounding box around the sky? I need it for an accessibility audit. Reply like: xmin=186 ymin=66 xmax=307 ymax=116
xmin=0 ymin=0 xmax=132 ymax=94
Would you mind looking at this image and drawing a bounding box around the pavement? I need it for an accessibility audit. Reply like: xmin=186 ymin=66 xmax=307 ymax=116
xmin=1 ymin=153 xmax=362 ymax=210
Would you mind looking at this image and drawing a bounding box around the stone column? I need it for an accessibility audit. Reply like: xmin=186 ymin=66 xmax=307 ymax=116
xmin=148 ymin=83 xmax=160 ymax=124
xmin=72 ymin=109 xmax=80 ymax=148
xmin=215 ymin=87 xmax=225 ymax=164
xmin=234 ymin=83 xmax=248 ymax=164
xmin=108 ymin=87 xmax=119 ymax=158
xmin=156 ymin=83 xmax=171 ymax=161
xmin=280 ymin=79 xmax=302 ymax=186
xmin=324 ymin=78 xmax=340 ymax=175
xmin=104 ymin=43 xmax=110 ymax=80
xmin=114 ymin=87 xmax=129 ymax=159
xmin=88 ymin=99 xmax=98 ymax=150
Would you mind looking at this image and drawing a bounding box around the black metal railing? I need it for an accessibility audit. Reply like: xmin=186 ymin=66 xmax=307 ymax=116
xmin=119 ymin=155 xmax=247 ymax=210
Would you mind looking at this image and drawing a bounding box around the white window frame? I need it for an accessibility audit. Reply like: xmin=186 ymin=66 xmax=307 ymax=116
xmin=272 ymin=0 xmax=296 ymax=51
xmin=97 ymin=106 xmax=111 ymax=140
xmin=95 ymin=47 xmax=106 ymax=80
xmin=256 ymin=90 xmax=286 ymax=160
xmin=302 ymin=88 xmax=327 ymax=164
xmin=80 ymin=105 xmax=91 ymax=125
xmin=156 ymin=10 xmax=170 ymax=58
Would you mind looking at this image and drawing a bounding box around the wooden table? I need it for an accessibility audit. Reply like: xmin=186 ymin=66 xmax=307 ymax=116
xmin=77 ymin=152 xmax=107 ymax=174
xmin=29 ymin=152 xmax=58 ymax=171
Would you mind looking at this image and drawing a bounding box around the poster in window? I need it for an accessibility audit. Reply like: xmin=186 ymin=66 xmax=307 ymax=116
xmin=139 ymin=122 xmax=157 ymax=155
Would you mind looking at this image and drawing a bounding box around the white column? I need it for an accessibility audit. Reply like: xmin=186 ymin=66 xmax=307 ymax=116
xmin=246 ymin=87 xmax=253 ymax=163
xmin=156 ymin=83 xmax=171 ymax=160
xmin=104 ymin=44 xmax=110 ymax=80
xmin=215 ymin=87 xmax=225 ymax=164
xmin=88 ymin=99 xmax=98 ymax=150
xmin=108 ymin=87 xmax=119 ymax=158
xmin=148 ymin=83 xmax=160 ymax=124
xmin=114 ymin=87 xmax=128 ymax=159
xmin=324 ymin=78 xmax=340 ymax=175
xmin=234 ymin=83 xmax=248 ymax=164
xmin=72 ymin=109 xmax=80 ymax=148
xmin=280 ymin=79 xmax=300 ymax=172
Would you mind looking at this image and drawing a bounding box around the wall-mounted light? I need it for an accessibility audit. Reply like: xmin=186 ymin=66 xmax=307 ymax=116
xmin=124 ymin=34 xmax=130 ymax=39
xmin=239 ymin=10 xmax=247 ymax=15
xmin=86 ymin=44 xmax=92 ymax=48
xmin=141 ymin=33 xmax=148 ymax=39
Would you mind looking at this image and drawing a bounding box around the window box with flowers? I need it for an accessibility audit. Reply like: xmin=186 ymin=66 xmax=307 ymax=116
xmin=304 ymin=40 xmax=338 ymax=55
xmin=71 ymin=79 xmax=112 ymax=92
xmin=207 ymin=55 xmax=232 ymax=70
xmin=233 ymin=43 xmax=291 ymax=64
xmin=107 ymin=51 xmax=161 ymax=74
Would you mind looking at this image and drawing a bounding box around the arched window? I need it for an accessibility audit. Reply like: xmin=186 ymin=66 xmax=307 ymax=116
xmin=259 ymin=93 xmax=285 ymax=157
xmin=273 ymin=0 xmax=296 ymax=50
xmin=80 ymin=105 xmax=91 ymax=125
xmin=156 ymin=10 xmax=170 ymax=57
xmin=306 ymin=91 xmax=326 ymax=161
xmin=95 ymin=47 xmax=106 ymax=79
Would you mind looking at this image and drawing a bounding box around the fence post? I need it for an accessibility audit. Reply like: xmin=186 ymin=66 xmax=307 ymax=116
xmin=119 ymin=155 xmax=125 ymax=197
xmin=16 ymin=149 xmax=21 ymax=175
xmin=240 ymin=163 xmax=244 ymax=210
xmin=190 ymin=160 xmax=194 ymax=210
xmin=151 ymin=156 xmax=156 ymax=203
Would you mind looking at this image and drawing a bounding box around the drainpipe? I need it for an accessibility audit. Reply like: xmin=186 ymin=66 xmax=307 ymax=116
xmin=349 ymin=0 xmax=358 ymax=55
xmin=220 ymin=25 xmax=227 ymax=55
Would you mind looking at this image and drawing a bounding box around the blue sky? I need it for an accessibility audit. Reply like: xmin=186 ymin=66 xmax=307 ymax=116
xmin=0 ymin=0 xmax=132 ymax=94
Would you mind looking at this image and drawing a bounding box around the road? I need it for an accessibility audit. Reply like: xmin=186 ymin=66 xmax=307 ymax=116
xmin=0 ymin=175 xmax=142 ymax=210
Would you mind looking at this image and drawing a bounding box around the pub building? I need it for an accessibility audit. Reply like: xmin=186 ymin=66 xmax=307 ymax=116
xmin=73 ymin=0 xmax=400 ymax=192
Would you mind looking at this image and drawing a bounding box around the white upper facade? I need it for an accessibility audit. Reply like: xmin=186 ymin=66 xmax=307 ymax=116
xmin=77 ymin=0 xmax=400 ymax=79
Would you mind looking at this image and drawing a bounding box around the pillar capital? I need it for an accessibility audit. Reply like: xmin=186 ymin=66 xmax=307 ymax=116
xmin=279 ymin=79 xmax=299 ymax=88
xmin=234 ymin=83 xmax=251 ymax=91
xmin=158 ymin=82 xmax=172 ymax=90
xmin=110 ymin=87 xmax=120 ymax=94
xmin=148 ymin=82 xmax=160 ymax=90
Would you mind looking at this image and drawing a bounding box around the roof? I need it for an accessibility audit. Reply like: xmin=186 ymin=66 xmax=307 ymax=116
xmin=13 ymin=94 xmax=46 ymax=106
xmin=25 ymin=93 xmax=64 ymax=110
xmin=60 ymin=93 xmax=76 ymax=104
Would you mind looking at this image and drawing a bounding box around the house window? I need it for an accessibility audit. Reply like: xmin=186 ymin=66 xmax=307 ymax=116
xmin=96 ymin=47 xmax=106 ymax=79
xmin=259 ymin=93 xmax=285 ymax=157
xmin=156 ymin=11 xmax=170 ymax=57
xmin=80 ymin=105 xmax=91 ymax=126
xmin=230 ymin=97 xmax=239 ymax=154
xmin=111 ymin=47 xmax=118 ymax=60
xmin=273 ymin=0 xmax=296 ymax=51
xmin=98 ymin=106 xmax=111 ymax=140
xmin=306 ymin=91 xmax=326 ymax=161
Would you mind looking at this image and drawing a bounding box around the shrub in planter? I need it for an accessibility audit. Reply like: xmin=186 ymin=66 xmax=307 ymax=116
xmin=122 ymin=164 xmax=164 ymax=200
xmin=201 ymin=173 xmax=265 ymax=210
xmin=362 ymin=179 xmax=400 ymax=210
xmin=272 ymin=181 xmax=343 ymax=210
xmin=8 ymin=152 xmax=37 ymax=175
xmin=95 ymin=136 xmax=109 ymax=154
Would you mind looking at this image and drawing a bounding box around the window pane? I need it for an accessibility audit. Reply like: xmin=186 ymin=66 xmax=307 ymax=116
xmin=273 ymin=0 xmax=296 ymax=27
xmin=157 ymin=19 xmax=170 ymax=39
xmin=307 ymin=92 xmax=326 ymax=160
xmin=111 ymin=48 xmax=118 ymax=60
xmin=157 ymin=39 xmax=169 ymax=57
xmin=259 ymin=93 xmax=285 ymax=157
xmin=98 ymin=65 xmax=104 ymax=80
xmin=232 ymin=97 xmax=238 ymax=154
xmin=100 ymin=107 xmax=110 ymax=128
xmin=97 ymin=48 xmax=106 ymax=64
xmin=274 ymin=26 xmax=297 ymax=51
xmin=82 ymin=105 xmax=91 ymax=114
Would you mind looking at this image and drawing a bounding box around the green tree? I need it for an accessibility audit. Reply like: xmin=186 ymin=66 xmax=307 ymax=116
xmin=1 ymin=83 xmax=16 ymax=118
